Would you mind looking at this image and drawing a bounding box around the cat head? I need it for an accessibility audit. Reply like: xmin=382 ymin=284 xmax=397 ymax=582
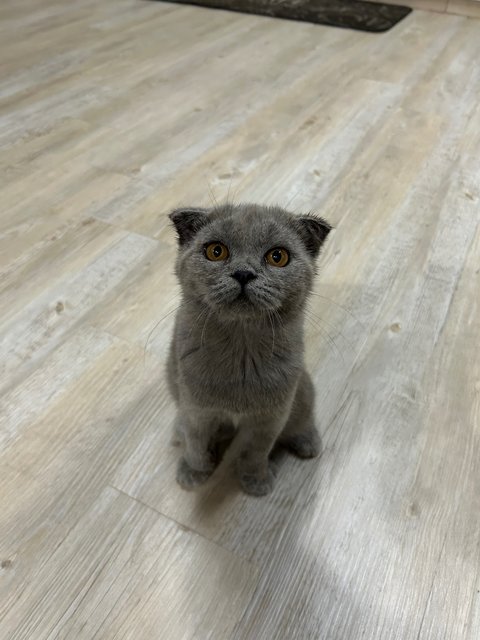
xmin=169 ymin=203 xmax=332 ymax=321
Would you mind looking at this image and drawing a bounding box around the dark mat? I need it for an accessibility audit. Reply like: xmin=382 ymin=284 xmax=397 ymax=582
xmin=157 ymin=0 xmax=412 ymax=33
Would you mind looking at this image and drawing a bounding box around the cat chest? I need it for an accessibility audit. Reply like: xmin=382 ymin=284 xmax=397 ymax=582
xmin=178 ymin=344 xmax=298 ymax=411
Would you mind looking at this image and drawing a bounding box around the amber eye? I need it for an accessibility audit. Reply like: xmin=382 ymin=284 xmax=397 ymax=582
xmin=266 ymin=248 xmax=289 ymax=267
xmin=205 ymin=242 xmax=229 ymax=261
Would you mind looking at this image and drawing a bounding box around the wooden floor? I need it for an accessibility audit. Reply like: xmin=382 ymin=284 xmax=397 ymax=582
xmin=1 ymin=1 xmax=480 ymax=638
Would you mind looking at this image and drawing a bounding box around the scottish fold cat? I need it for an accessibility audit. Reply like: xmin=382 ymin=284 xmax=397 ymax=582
xmin=167 ymin=203 xmax=331 ymax=496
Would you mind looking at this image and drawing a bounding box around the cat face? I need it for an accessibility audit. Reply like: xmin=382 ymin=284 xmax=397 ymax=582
xmin=170 ymin=204 xmax=331 ymax=320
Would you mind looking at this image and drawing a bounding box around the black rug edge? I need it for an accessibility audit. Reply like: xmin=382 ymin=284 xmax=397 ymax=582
xmin=153 ymin=0 xmax=413 ymax=33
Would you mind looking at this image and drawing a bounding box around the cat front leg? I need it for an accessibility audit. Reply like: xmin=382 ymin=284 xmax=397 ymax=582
xmin=235 ymin=409 xmax=289 ymax=497
xmin=175 ymin=408 xmax=219 ymax=490
xmin=279 ymin=370 xmax=322 ymax=459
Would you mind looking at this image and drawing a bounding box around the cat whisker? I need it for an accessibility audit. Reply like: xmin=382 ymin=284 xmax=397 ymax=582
xmin=303 ymin=309 xmax=346 ymax=366
xmin=200 ymin=309 xmax=212 ymax=348
xmin=252 ymin=284 xmax=282 ymax=308
xmin=143 ymin=294 xmax=198 ymax=367
xmin=306 ymin=304 xmax=356 ymax=353
xmin=226 ymin=173 xmax=234 ymax=206
xmin=284 ymin=189 xmax=300 ymax=211
xmin=309 ymin=292 xmax=365 ymax=328
xmin=271 ymin=308 xmax=286 ymax=335
xmin=189 ymin=306 xmax=210 ymax=340
xmin=266 ymin=309 xmax=276 ymax=358
xmin=143 ymin=303 xmax=179 ymax=367
xmin=205 ymin=179 xmax=219 ymax=208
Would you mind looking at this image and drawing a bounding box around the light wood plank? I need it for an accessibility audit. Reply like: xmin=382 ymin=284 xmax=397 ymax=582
xmin=0 ymin=230 xmax=157 ymax=392
xmin=1 ymin=2 xmax=480 ymax=638
xmin=0 ymin=325 xmax=168 ymax=617
xmin=1 ymin=487 xmax=258 ymax=640
xmin=447 ymin=0 xmax=480 ymax=16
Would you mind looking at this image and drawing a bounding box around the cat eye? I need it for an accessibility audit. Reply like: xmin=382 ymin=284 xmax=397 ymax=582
xmin=265 ymin=248 xmax=289 ymax=267
xmin=205 ymin=242 xmax=229 ymax=261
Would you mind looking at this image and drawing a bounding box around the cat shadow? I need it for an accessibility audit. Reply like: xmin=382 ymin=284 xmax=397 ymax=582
xmin=187 ymin=442 xmax=368 ymax=637
xmin=187 ymin=432 xmax=245 ymax=519
xmin=187 ymin=436 xmax=314 ymax=521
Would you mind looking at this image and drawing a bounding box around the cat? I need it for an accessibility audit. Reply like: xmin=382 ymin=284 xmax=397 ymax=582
xmin=166 ymin=203 xmax=332 ymax=496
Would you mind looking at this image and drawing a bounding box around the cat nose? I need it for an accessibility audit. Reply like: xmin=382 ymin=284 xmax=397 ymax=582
xmin=231 ymin=270 xmax=257 ymax=287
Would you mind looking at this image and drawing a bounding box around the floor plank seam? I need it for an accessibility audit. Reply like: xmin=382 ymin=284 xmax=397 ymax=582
xmin=414 ymin=531 xmax=449 ymax=640
xmin=108 ymin=484 xmax=258 ymax=567
xmin=429 ymin=220 xmax=480 ymax=352
xmin=90 ymin=213 xmax=165 ymax=242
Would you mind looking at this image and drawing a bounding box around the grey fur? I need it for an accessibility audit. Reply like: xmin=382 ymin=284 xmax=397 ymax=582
xmin=167 ymin=203 xmax=332 ymax=496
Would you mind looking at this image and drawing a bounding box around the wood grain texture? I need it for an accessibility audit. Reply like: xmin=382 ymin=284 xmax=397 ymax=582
xmin=2 ymin=486 xmax=258 ymax=640
xmin=1 ymin=1 xmax=479 ymax=638
xmin=373 ymin=0 xmax=448 ymax=13
xmin=446 ymin=0 xmax=480 ymax=16
xmin=369 ymin=0 xmax=480 ymax=17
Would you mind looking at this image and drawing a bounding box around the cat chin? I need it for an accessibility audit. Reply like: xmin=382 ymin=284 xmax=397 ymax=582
xmin=209 ymin=297 xmax=276 ymax=322
xmin=216 ymin=303 xmax=262 ymax=321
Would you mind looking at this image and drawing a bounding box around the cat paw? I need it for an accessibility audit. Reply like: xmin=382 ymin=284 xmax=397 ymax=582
xmin=176 ymin=458 xmax=213 ymax=490
xmin=238 ymin=467 xmax=276 ymax=497
xmin=282 ymin=430 xmax=322 ymax=458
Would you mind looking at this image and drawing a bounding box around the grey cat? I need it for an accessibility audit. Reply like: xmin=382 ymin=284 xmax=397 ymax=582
xmin=166 ymin=203 xmax=332 ymax=496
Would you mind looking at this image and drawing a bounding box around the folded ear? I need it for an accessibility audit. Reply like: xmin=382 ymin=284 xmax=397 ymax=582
xmin=169 ymin=207 xmax=209 ymax=246
xmin=295 ymin=215 xmax=332 ymax=257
